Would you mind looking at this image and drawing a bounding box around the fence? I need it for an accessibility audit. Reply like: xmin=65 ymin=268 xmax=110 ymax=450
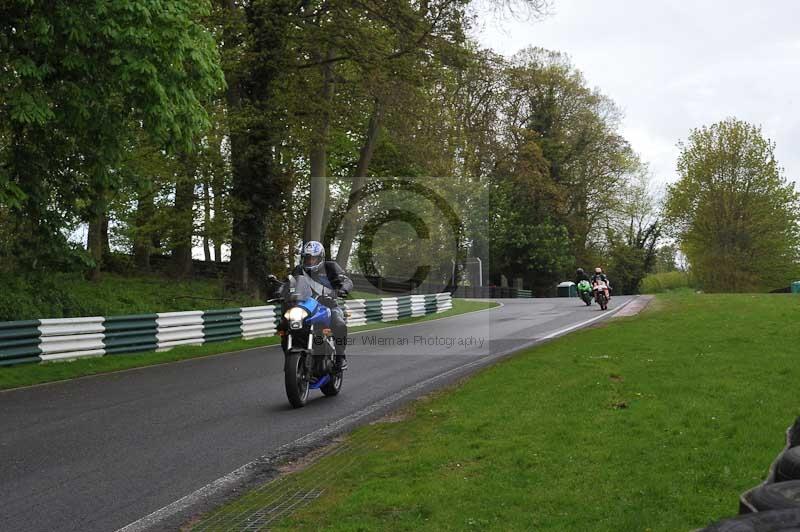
xmin=0 ymin=293 xmax=453 ymax=367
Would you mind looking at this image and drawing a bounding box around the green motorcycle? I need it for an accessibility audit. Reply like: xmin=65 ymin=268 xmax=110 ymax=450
xmin=577 ymin=280 xmax=593 ymax=306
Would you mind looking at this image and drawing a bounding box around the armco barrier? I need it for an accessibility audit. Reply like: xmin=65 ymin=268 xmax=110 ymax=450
xmin=0 ymin=320 xmax=42 ymax=366
xmin=103 ymin=314 xmax=158 ymax=355
xmin=38 ymin=317 xmax=105 ymax=362
xmin=0 ymin=293 xmax=452 ymax=367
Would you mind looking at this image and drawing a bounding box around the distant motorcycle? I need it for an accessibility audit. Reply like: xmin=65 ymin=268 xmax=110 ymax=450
xmin=593 ymin=280 xmax=610 ymax=311
xmin=577 ymin=280 xmax=593 ymax=306
xmin=274 ymin=275 xmax=343 ymax=408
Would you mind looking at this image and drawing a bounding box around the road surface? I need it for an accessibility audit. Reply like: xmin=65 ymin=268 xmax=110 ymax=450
xmin=0 ymin=296 xmax=633 ymax=532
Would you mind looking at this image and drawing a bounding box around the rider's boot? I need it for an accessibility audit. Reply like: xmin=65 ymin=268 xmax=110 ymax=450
xmin=334 ymin=353 xmax=348 ymax=372
xmin=334 ymin=339 xmax=348 ymax=371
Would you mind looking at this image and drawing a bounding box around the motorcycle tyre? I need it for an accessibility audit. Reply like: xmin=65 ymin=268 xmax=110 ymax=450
xmin=285 ymin=353 xmax=310 ymax=408
xmin=700 ymin=508 xmax=800 ymax=531
xmin=777 ymin=448 xmax=800 ymax=482
xmin=749 ymin=481 xmax=800 ymax=511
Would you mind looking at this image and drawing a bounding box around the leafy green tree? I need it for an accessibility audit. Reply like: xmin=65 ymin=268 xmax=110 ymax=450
xmin=217 ymin=0 xmax=295 ymax=294
xmin=653 ymin=244 xmax=679 ymax=273
xmin=489 ymin=140 xmax=573 ymax=294
xmin=604 ymin=171 xmax=661 ymax=294
xmin=1 ymin=0 xmax=223 ymax=275
xmin=665 ymin=118 xmax=800 ymax=292
xmin=502 ymin=48 xmax=639 ymax=269
xmin=607 ymin=226 xmax=660 ymax=295
xmin=297 ymin=0 xmax=477 ymax=243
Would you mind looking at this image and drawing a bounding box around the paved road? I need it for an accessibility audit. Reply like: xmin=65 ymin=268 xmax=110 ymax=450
xmin=0 ymin=297 xmax=632 ymax=532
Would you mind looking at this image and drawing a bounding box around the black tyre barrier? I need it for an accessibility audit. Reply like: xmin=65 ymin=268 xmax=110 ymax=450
xmin=741 ymin=418 xmax=800 ymax=514
xmin=790 ymin=418 xmax=800 ymax=448
xmin=777 ymin=448 xmax=800 ymax=482
xmin=748 ymin=482 xmax=800 ymax=512
xmin=701 ymin=508 xmax=800 ymax=531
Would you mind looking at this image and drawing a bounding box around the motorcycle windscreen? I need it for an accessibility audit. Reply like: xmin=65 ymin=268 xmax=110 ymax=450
xmin=288 ymin=275 xmax=315 ymax=300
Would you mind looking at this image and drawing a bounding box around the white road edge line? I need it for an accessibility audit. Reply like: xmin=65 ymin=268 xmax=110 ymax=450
xmin=540 ymin=300 xmax=630 ymax=340
xmin=115 ymin=297 xmax=635 ymax=532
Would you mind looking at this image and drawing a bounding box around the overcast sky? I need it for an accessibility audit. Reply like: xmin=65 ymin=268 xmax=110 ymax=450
xmin=473 ymin=0 xmax=800 ymax=191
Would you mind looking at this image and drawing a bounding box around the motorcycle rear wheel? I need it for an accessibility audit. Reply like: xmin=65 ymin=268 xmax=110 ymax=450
xmin=285 ymin=353 xmax=309 ymax=408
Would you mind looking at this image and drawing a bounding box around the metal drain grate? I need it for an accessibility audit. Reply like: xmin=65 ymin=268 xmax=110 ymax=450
xmin=238 ymin=489 xmax=324 ymax=531
xmin=190 ymin=440 xmax=359 ymax=531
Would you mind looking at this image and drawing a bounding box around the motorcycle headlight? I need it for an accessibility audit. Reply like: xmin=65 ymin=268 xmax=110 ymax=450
xmin=284 ymin=307 xmax=309 ymax=323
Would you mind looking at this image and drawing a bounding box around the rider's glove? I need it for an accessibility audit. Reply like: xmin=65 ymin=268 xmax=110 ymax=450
xmin=337 ymin=288 xmax=349 ymax=298
xmin=319 ymin=295 xmax=336 ymax=307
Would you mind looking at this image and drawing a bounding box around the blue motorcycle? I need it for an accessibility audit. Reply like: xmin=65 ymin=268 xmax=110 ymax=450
xmin=277 ymin=276 xmax=343 ymax=408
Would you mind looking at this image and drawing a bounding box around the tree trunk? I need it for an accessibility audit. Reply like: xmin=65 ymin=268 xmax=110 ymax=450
xmin=225 ymin=0 xmax=292 ymax=297
xmin=305 ymin=49 xmax=335 ymax=243
xmin=86 ymin=183 xmax=108 ymax=281
xmin=335 ymin=98 xmax=384 ymax=266
xmin=212 ymin=167 xmax=224 ymax=263
xmin=172 ymin=155 xmax=196 ymax=278
xmin=86 ymin=209 xmax=105 ymax=281
xmin=225 ymin=0 xmax=252 ymax=291
xmin=203 ymin=179 xmax=212 ymax=262
xmin=227 ymin=89 xmax=251 ymax=289
xmin=133 ymin=186 xmax=154 ymax=271
xmin=101 ymin=214 xmax=110 ymax=257
xmin=305 ymin=177 xmax=327 ymax=243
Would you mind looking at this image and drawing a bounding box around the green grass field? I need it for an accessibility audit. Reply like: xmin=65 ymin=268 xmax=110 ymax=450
xmin=0 ymin=299 xmax=497 ymax=391
xmin=192 ymin=292 xmax=800 ymax=532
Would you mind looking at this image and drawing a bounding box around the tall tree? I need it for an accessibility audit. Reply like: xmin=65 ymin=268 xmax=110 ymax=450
xmin=295 ymin=0 xmax=475 ymax=248
xmin=489 ymin=137 xmax=573 ymax=294
xmin=172 ymin=153 xmax=197 ymax=277
xmin=606 ymin=173 xmax=661 ymax=294
xmin=222 ymin=0 xmax=293 ymax=295
xmin=665 ymin=118 xmax=800 ymax=292
xmin=0 ymin=0 xmax=223 ymax=275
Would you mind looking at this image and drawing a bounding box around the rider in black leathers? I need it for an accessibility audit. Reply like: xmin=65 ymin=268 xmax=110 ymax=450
xmin=277 ymin=240 xmax=353 ymax=371
xmin=575 ymin=267 xmax=590 ymax=285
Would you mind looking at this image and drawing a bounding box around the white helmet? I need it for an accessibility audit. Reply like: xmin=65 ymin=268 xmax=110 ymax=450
xmin=302 ymin=241 xmax=325 ymax=273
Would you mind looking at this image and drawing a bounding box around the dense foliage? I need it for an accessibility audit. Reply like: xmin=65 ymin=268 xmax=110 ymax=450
xmin=12 ymin=0 xmax=793 ymax=309
xmin=665 ymin=118 xmax=800 ymax=292
xmin=0 ymin=0 xmax=224 ymax=276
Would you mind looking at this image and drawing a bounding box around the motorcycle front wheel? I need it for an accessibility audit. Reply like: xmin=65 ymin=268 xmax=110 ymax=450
xmin=285 ymin=353 xmax=310 ymax=408
xmin=321 ymin=371 xmax=343 ymax=396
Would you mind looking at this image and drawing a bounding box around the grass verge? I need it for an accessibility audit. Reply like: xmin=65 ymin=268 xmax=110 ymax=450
xmin=0 ymin=299 xmax=498 ymax=391
xmin=191 ymin=293 xmax=799 ymax=532
xmin=0 ymin=272 xmax=264 ymax=321
xmin=0 ymin=270 xmax=423 ymax=322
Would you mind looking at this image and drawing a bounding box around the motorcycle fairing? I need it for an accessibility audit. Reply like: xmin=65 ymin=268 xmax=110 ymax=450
xmin=298 ymin=298 xmax=332 ymax=326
